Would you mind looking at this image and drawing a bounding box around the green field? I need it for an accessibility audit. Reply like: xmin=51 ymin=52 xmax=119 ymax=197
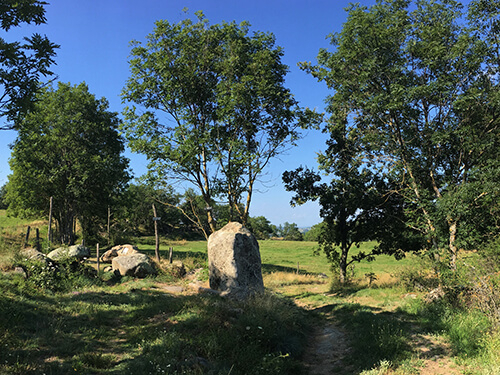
xmin=138 ymin=239 xmax=415 ymax=282
xmin=1 ymin=213 xmax=499 ymax=374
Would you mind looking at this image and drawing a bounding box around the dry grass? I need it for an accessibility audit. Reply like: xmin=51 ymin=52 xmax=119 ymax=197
xmin=263 ymin=271 xmax=329 ymax=288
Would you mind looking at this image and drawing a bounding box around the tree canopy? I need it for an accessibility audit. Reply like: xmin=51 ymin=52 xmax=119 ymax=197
xmin=121 ymin=11 xmax=318 ymax=236
xmin=6 ymin=82 xmax=130 ymax=244
xmin=297 ymin=0 xmax=499 ymax=270
xmin=0 ymin=0 xmax=59 ymax=128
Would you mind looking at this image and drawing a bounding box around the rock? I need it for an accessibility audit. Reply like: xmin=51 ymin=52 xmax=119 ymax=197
xmin=100 ymin=244 xmax=139 ymax=263
xmin=207 ymin=222 xmax=264 ymax=299
xmin=164 ymin=260 xmax=186 ymax=278
xmin=425 ymin=287 xmax=445 ymax=303
xmin=47 ymin=245 xmax=90 ymax=261
xmin=13 ymin=266 xmax=27 ymax=278
xmin=20 ymin=248 xmax=47 ymax=261
xmin=112 ymin=253 xmax=156 ymax=278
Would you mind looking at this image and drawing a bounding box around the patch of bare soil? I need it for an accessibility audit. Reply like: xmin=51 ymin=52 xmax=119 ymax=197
xmin=409 ymin=333 xmax=464 ymax=375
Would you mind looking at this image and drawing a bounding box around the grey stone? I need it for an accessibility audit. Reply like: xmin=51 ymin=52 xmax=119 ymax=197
xmin=207 ymin=222 xmax=264 ymax=299
xmin=100 ymin=244 xmax=139 ymax=263
xmin=20 ymin=248 xmax=47 ymax=261
xmin=112 ymin=253 xmax=156 ymax=278
xmin=47 ymin=245 xmax=90 ymax=261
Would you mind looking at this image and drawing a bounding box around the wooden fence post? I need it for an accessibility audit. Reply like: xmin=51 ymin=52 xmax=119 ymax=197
xmin=47 ymin=196 xmax=53 ymax=247
xmin=35 ymin=228 xmax=40 ymax=251
xmin=24 ymin=226 xmax=31 ymax=248
xmin=169 ymin=247 xmax=173 ymax=264
xmin=96 ymin=243 xmax=100 ymax=273
xmin=107 ymin=205 xmax=111 ymax=247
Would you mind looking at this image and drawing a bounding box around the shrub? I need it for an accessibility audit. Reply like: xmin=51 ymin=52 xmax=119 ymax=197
xmin=15 ymin=256 xmax=98 ymax=292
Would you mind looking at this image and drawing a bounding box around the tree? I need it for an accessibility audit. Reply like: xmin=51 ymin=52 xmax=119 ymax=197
xmin=300 ymin=0 xmax=499 ymax=269
xmin=6 ymin=82 xmax=130 ymax=244
xmin=0 ymin=0 xmax=59 ymax=128
xmin=303 ymin=222 xmax=326 ymax=242
xmin=283 ymin=118 xmax=415 ymax=283
xmin=275 ymin=222 xmax=303 ymax=241
xmin=0 ymin=183 xmax=7 ymax=209
xmin=112 ymin=182 xmax=184 ymax=241
xmin=247 ymin=216 xmax=274 ymax=240
xmin=121 ymin=11 xmax=317 ymax=236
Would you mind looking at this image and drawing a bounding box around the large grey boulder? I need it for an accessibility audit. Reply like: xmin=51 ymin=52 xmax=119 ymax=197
xmin=207 ymin=222 xmax=264 ymax=299
xmin=47 ymin=245 xmax=90 ymax=261
xmin=112 ymin=253 xmax=156 ymax=278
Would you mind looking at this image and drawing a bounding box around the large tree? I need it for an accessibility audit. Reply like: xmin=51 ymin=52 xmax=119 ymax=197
xmin=6 ymin=82 xmax=130 ymax=244
xmin=301 ymin=0 xmax=499 ymax=269
xmin=121 ymin=11 xmax=317 ymax=237
xmin=283 ymin=117 xmax=420 ymax=283
xmin=0 ymin=0 xmax=59 ymax=128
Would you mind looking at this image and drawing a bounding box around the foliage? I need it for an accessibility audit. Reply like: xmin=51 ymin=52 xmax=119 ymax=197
xmin=283 ymin=130 xmax=416 ymax=283
xmin=303 ymin=222 xmax=325 ymax=242
xmin=112 ymin=182 xmax=186 ymax=242
xmin=14 ymin=256 xmax=98 ymax=292
xmin=0 ymin=0 xmax=59 ymax=128
xmin=272 ymin=222 xmax=303 ymax=241
xmin=0 ymin=183 xmax=7 ymax=209
xmin=247 ymin=216 xmax=275 ymax=240
xmin=5 ymin=82 xmax=131 ymax=244
xmin=121 ymin=11 xmax=318 ymax=234
xmin=300 ymin=0 xmax=500 ymax=270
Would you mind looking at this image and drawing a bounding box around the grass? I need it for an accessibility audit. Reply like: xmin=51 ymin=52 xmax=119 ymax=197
xmin=1 ymin=211 xmax=499 ymax=374
xmin=0 ymin=273 xmax=309 ymax=374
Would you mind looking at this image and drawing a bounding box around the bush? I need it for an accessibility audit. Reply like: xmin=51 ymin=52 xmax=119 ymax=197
xmin=15 ymin=256 xmax=98 ymax=292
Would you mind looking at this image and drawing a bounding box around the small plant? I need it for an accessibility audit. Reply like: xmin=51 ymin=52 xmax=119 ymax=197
xmin=365 ymin=272 xmax=378 ymax=288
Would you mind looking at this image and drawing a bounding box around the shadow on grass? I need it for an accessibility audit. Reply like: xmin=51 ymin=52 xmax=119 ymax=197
xmin=0 ymin=274 xmax=310 ymax=375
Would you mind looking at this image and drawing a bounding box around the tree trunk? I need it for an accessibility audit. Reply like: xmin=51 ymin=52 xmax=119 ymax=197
xmin=339 ymin=248 xmax=348 ymax=284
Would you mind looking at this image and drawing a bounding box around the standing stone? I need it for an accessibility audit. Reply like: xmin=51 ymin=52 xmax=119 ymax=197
xmin=207 ymin=222 xmax=264 ymax=299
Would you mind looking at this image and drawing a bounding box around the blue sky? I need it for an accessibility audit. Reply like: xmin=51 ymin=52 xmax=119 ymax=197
xmin=0 ymin=0 xmax=380 ymax=227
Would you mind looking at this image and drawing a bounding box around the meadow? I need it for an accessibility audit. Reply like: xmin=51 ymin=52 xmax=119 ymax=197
xmin=1 ymin=212 xmax=499 ymax=374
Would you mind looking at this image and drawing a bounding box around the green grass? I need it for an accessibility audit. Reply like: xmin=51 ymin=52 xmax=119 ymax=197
xmin=137 ymin=239 xmax=415 ymax=281
xmin=0 ymin=273 xmax=309 ymax=374
xmin=1 ymin=211 xmax=500 ymax=374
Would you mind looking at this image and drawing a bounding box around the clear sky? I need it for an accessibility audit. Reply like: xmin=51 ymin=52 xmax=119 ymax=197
xmin=0 ymin=0 xmax=381 ymax=227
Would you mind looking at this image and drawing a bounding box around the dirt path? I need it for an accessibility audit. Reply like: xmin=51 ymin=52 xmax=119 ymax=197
xmin=302 ymin=320 xmax=355 ymax=375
